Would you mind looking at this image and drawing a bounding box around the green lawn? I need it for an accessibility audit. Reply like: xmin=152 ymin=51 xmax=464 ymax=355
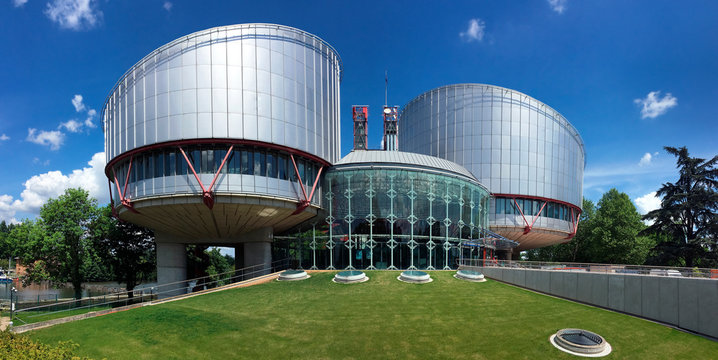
xmin=29 ymin=271 xmax=718 ymax=359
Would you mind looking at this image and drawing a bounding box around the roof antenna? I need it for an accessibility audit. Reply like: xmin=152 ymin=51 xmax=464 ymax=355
xmin=384 ymin=70 xmax=388 ymax=106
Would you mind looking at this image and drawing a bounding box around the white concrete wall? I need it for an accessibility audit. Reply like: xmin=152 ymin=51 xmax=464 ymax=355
xmin=476 ymin=266 xmax=718 ymax=339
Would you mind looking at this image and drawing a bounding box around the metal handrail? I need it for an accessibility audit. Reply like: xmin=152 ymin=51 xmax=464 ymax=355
xmin=10 ymin=258 xmax=291 ymax=326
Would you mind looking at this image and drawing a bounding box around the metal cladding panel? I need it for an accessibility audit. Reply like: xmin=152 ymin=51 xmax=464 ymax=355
xmin=104 ymin=24 xmax=342 ymax=166
xmin=399 ymin=84 xmax=585 ymax=208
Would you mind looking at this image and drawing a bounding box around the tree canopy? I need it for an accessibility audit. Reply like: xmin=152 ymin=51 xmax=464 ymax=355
xmin=642 ymin=146 xmax=718 ymax=267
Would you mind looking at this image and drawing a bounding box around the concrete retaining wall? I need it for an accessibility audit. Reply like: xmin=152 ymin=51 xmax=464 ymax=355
xmin=476 ymin=266 xmax=718 ymax=339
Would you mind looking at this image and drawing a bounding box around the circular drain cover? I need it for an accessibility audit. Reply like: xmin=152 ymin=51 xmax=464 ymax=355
xmin=550 ymin=329 xmax=611 ymax=357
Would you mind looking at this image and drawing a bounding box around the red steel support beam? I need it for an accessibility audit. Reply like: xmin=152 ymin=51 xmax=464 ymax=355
xmin=565 ymin=208 xmax=581 ymax=239
xmin=289 ymin=154 xmax=309 ymax=202
xmin=292 ymin=165 xmax=324 ymax=215
xmin=178 ymin=146 xmax=235 ymax=210
xmin=529 ymin=201 xmax=548 ymax=229
xmin=512 ymin=198 xmax=532 ymax=234
xmin=110 ymin=155 xmax=139 ymax=214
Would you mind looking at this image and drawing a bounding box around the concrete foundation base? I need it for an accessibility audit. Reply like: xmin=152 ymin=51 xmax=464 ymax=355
xmin=242 ymin=227 xmax=273 ymax=276
xmin=156 ymin=242 xmax=187 ymax=298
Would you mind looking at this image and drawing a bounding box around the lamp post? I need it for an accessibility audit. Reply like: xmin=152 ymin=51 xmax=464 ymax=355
xmin=9 ymin=286 xmax=17 ymax=328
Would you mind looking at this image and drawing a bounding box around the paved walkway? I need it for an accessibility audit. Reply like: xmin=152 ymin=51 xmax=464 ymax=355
xmin=0 ymin=316 xmax=10 ymax=331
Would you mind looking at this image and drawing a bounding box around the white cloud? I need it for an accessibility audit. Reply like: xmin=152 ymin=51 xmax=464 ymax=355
xmin=65 ymin=94 xmax=97 ymax=131
xmin=459 ymin=18 xmax=485 ymax=42
xmin=635 ymin=191 xmax=661 ymax=215
xmin=0 ymin=134 xmax=9 ymax=141
xmin=60 ymin=119 xmax=83 ymax=133
xmin=71 ymin=94 xmax=86 ymax=112
xmin=45 ymin=0 xmax=102 ymax=31
xmin=84 ymin=109 xmax=97 ymax=128
xmin=634 ymin=91 xmax=677 ymax=119
xmin=163 ymin=1 xmax=173 ymax=11
xmin=638 ymin=152 xmax=659 ymax=167
xmin=33 ymin=158 xmax=51 ymax=166
xmin=27 ymin=128 xmax=64 ymax=150
xmin=0 ymin=152 xmax=108 ymax=223
xmin=548 ymin=0 xmax=567 ymax=14
xmin=13 ymin=0 xmax=28 ymax=7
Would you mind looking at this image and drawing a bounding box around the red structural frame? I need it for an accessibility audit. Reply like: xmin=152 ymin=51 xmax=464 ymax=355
xmin=493 ymin=193 xmax=582 ymax=239
xmin=105 ymin=139 xmax=331 ymax=213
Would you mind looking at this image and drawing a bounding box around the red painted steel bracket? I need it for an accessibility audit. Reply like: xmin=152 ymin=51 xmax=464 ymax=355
xmin=178 ymin=145 xmax=234 ymax=210
xmin=290 ymin=154 xmax=324 ymax=215
xmin=565 ymin=208 xmax=581 ymax=239
xmin=111 ymin=155 xmax=139 ymax=214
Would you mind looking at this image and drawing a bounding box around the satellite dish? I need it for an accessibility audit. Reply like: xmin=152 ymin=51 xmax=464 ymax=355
xmin=383 ymin=108 xmax=392 ymax=114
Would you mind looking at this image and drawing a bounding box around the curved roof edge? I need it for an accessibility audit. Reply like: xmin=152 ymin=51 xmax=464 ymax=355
xmin=399 ymin=83 xmax=586 ymax=162
xmin=332 ymin=150 xmax=487 ymax=190
xmin=102 ymin=23 xmax=343 ymax=130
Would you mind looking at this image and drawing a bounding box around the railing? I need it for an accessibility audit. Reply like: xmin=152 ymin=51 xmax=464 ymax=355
xmin=8 ymin=258 xmax=291 ymax=327
xmin=458 ymin=259 xmax=718 ymax=279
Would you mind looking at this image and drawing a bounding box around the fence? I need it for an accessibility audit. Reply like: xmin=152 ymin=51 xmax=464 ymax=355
xmin=460 ymin=259 xmax=718 ymax=339
xmin=458 ymin=258 xmax=718 ymax=279
xmin=8 ymin=258 xmax=290 ymax=328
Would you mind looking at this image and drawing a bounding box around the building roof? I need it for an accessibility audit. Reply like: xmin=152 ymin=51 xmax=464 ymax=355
xmin=334 ymin=150 xmax=480 ymax=184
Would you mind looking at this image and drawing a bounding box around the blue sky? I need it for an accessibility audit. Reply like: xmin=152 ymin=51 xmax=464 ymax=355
xmin=0 ymin=0 xmax=716 ymax=224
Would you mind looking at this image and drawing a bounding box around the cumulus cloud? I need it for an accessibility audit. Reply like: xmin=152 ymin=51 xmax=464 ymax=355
xmin=634 ymin=91 xmax=677 ymax=119
xmin=638 ymin=152 xmax=659 ymax=167
xmin=64 ymin=94 xmax=97 ymax=132
xmin=71 ymin=94 xmax=86 ymax=112
xmin=60 ymin=119 xmax=83 ymax=133
xmin=0 ymin=152 xmax=108 ymax=223
xmin=0 ymin=134 xmax=9 ymax=141
xmin=27 ymin=128 xmax=64 ymax=150
xmin=13 ymin=0 xmax=28 ymax=7
xmin=635 ymin=191 xmax=661 ymax=215
xmin=460 ymin=18 xmax=486 ymax=42
xmin=548 ymin=0 xmax=567 ymax=14
xmin=45 ymin=0 xmax=103 ymax=31
xmin=163 ymin=1 xmax=173 ymax=11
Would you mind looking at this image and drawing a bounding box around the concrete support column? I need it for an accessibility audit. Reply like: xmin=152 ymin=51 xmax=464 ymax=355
xmin=497 ymin=248 xmax=513 ymax=261
xmin=242 ymin=227 xmax=273 ymax=277
xmin=155 ymin=237 xmax=187 ymax=298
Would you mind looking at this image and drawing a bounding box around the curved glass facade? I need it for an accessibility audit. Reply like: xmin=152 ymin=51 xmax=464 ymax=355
xmin=109 ymin=143 xmax=323 ymax=205
xmin=310 ymin=165 xmax=491 ymax=270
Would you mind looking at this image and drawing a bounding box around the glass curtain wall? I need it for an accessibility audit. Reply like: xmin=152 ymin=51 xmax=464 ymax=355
xmin=287 ymin=168 xmax=490 ymax=270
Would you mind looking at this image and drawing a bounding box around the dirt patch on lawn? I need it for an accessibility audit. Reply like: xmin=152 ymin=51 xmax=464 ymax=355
xmin=1 ymin=316 xmax=10 ymax=331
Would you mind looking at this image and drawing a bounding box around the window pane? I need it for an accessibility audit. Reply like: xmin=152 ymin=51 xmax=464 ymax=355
xmin=279 ymin=155 xmax=287 ymax=180
xmin=166 ymin=151 xmax=175 ymax=176
xmin=267 ymin=153 xmax=277 ymax=178
xmin=242 ymin=150 xmax=253 ymax=175
xmin=154 ymin=152 xmax=163 ymax=178
xmin=215 ymin=149 xmax=227 ymax=173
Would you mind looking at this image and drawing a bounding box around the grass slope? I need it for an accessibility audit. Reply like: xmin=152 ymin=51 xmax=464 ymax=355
xmin=30 ymin=271 xmax=718 ymax=359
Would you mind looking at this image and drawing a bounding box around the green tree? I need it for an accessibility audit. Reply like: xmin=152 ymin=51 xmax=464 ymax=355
xmin=92 ymin=205 xmax=156 ymax=298
xmin=27 ymin=188 xmax=100 ymax=299
xmin=642 ymin=146 xmax=718 ymax=267
xmin=584 ymin=188 xmax=654 ymax=264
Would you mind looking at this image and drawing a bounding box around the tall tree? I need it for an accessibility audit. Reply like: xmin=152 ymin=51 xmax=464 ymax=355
xmin=31 ymin=188 xmax=99 ymax=299
xmin=585 ymin=188 xmax=654 ymax=264
xmin=92 ymin=205 xmax=156 ymax=298
xmin=643 ymin=146 xmax=718 ymax=267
